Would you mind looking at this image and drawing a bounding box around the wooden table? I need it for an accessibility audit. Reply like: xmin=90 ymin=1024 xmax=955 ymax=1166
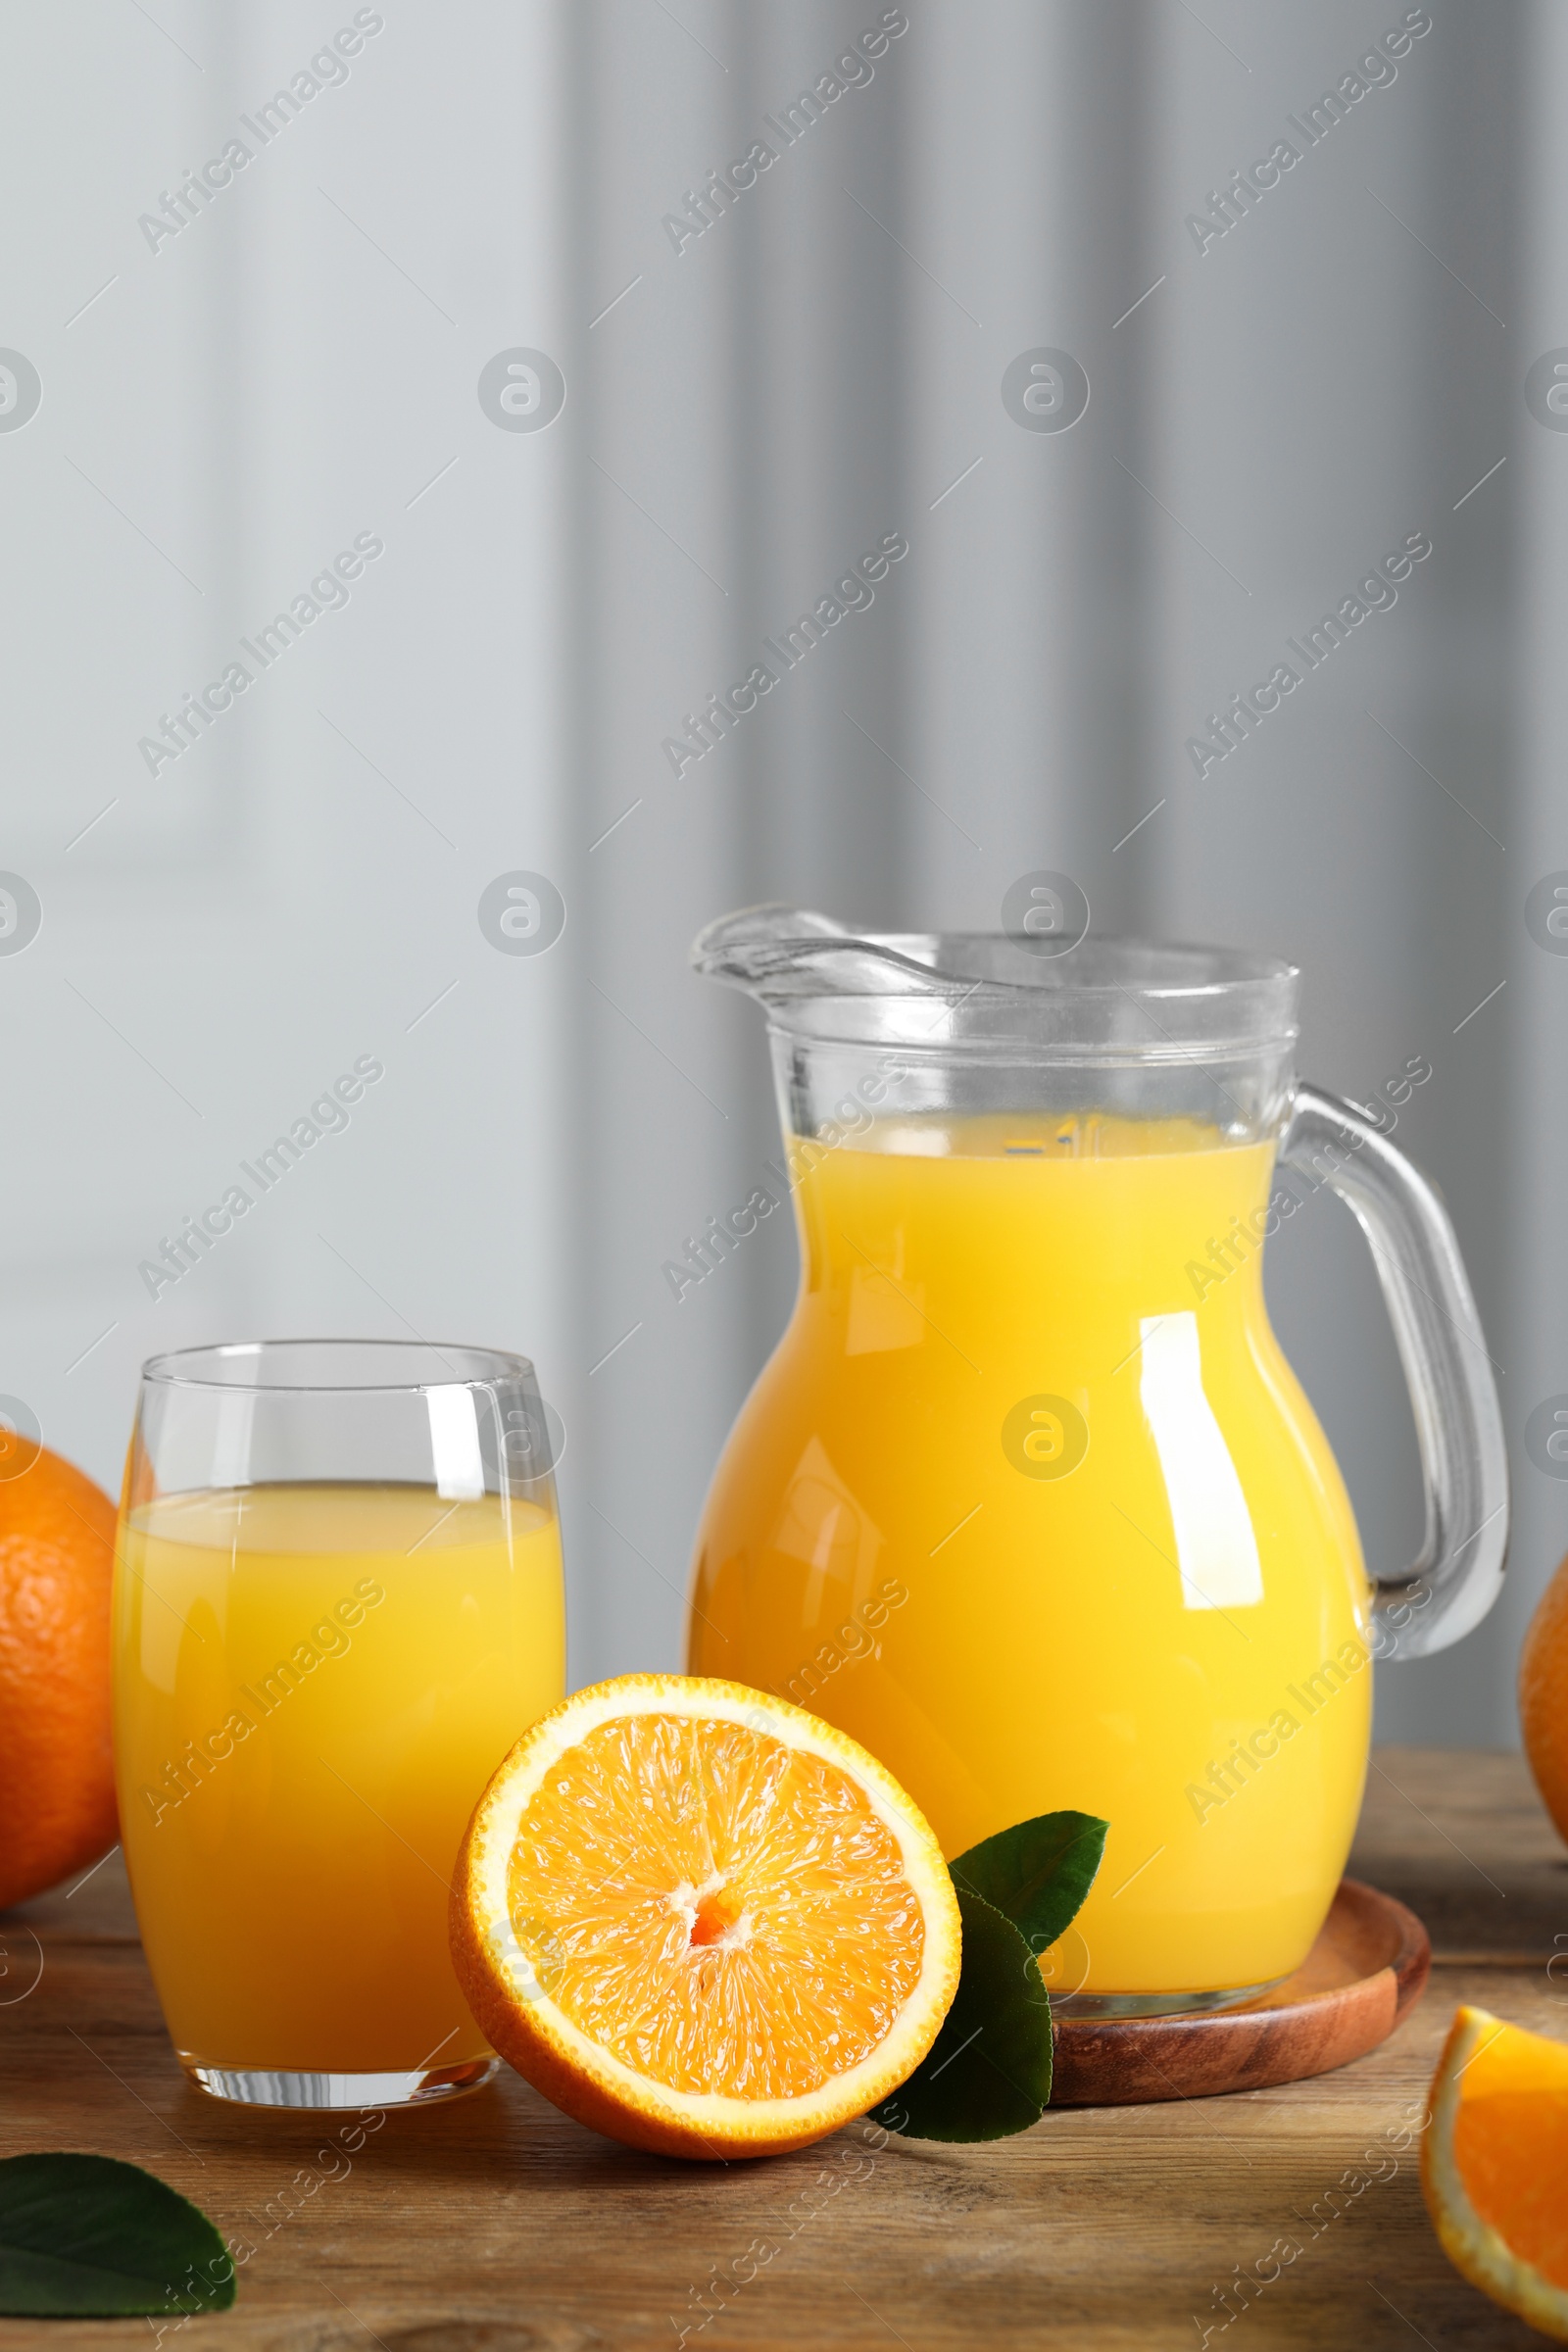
xmin=1 ymin=1749 xmax=1559 ymax=2350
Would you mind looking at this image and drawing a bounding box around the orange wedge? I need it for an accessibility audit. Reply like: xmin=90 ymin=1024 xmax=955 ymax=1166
xmin=1422 ymin=2004 xmax=1568 ymax=2339
xmin=450 ymin=1674 xmax=960 ymax=2159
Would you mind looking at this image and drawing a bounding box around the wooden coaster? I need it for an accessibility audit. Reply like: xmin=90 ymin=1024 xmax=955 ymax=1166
xmin=1049 ymin=1878 xmax=1430 ymax=2106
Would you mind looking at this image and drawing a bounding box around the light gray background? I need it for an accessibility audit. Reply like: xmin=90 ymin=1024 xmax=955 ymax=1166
xmin=4 ymin=0 xmax=1562 ymax=1746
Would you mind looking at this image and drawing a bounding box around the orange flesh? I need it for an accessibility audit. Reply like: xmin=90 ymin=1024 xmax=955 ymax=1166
xmin=1453 ymin=2020 xmax=1568 ymax=2289
xmin=505 ymin=1713 xmax=925 ymax=2100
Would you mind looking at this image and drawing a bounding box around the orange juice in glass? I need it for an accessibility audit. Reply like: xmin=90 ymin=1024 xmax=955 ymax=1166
xmin=113 ymin=1341 xmax=564 ymax=2107
xmin=684 ymin=910 xmax=1507 ymax=2013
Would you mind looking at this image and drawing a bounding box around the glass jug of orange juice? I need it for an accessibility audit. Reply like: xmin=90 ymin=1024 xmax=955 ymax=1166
xmin=684 ymin=907 xmax=1507 ymax=2014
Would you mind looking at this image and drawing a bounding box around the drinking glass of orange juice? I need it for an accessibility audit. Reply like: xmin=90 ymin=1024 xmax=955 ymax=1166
xmin=113 ymin=1340 xmax=564 ymax=2108
xmin=685 ymin=907 xmax=1508 ymax=2016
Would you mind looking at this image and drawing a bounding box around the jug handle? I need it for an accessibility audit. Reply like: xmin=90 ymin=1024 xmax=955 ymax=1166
xmin=1278 ymin=1082 xmax=1508 ymax=1660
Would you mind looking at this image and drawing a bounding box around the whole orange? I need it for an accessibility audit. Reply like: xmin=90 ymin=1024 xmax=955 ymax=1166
xmin=0 ymin=1434 xmax=120 ymax=1909
xmin=1520 ymin=1550 xmax=1568 ymax=1850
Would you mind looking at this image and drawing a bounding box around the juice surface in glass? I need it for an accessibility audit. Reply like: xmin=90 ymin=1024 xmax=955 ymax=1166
xmin=115 ymin=1482 xmax=564 ymax=2073
xmin=687 ymin=1112 xmax=1372 ymax=1997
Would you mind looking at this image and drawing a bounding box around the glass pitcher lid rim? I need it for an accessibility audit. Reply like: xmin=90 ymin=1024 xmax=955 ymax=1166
xmin=693 ymin=907 xmax=1296 ymax=989
xmin=692 ymin=909 xmax=1299 ymax=1056
xmin=141 ymin=1338 xmax=538 ymax=1392
xmin=749 ymin=935 xmax=1299 ymax=994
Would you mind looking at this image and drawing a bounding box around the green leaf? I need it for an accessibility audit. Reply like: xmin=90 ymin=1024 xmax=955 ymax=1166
xmin=0 ymin=2154 xmax=236 ymax=2318
xmin=951 ymin=1809 xmax=1108 ymax=1955
xmin=869 ymin=1886 xmax=1053 ymax=2142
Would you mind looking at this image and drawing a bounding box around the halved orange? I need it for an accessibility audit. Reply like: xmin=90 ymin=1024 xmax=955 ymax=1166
xmin=1422 ymin=2004 xmax=1568 ymax=2339
xmin=450 ymin=1674 xmax=960 ymax=2159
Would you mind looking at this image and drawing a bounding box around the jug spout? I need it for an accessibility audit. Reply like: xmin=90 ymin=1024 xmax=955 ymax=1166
xmin=690 ymin=905 xmax=956 ymax=1003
